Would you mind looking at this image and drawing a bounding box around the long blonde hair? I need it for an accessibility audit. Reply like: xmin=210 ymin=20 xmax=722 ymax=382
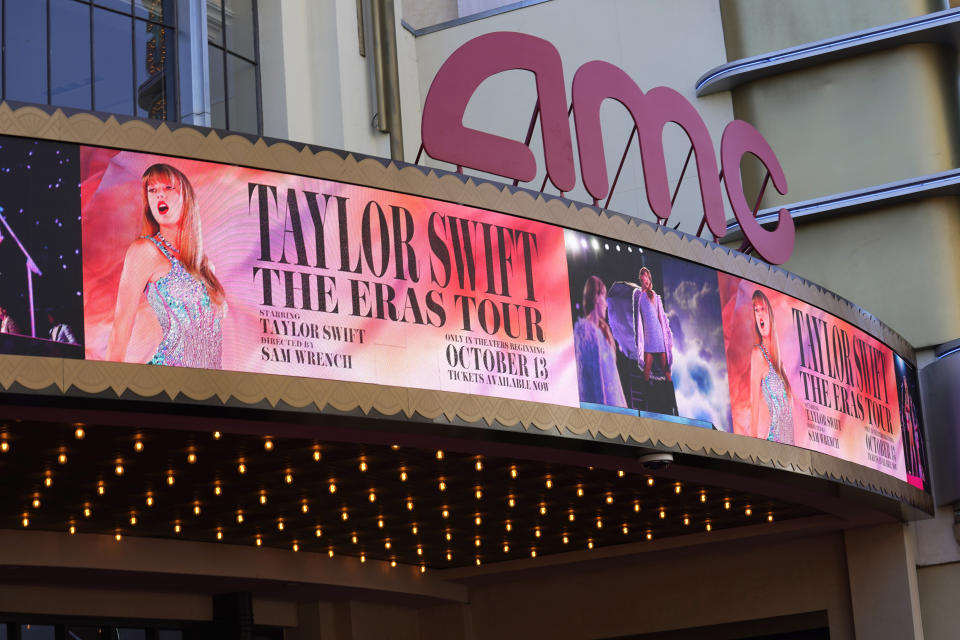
xmin=583 ymin=275 xmax=614 ymax=346
xmin=752 ymin=289 xmax=790 ymax=395
xmin=140 ymin=163 xmax=226 ymax=307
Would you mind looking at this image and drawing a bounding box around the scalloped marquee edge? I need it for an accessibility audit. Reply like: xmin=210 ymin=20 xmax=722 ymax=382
xmin=0 ymin=104 xmax=930 ymax=511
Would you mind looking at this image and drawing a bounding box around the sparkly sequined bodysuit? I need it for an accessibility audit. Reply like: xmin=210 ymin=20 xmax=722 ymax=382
xmin=759 ymin=343 xmax=793 ymax=444
xmin=143 ymin=234 xmax=223 ymax=369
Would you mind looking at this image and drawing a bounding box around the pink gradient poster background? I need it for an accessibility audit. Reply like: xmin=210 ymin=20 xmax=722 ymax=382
xmin=719 ymin=273 xmax=905 ymax=480
xmin=80 ymin=147 xmax=578 ymax=406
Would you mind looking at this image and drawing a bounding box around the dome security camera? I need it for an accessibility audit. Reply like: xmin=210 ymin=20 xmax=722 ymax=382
xmin=636 ymin=452 xmax=673 ymax=472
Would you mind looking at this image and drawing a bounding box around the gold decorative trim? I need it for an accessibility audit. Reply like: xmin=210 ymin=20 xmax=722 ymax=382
xmin=0 ymin=355 xmax=933 ymax=513
xmin=0 ymin=104 xmax=930 ymax=512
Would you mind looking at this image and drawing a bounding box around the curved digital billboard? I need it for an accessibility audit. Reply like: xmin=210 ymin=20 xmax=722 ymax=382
xmin=0 ymin=134 xmax=928 ymax=490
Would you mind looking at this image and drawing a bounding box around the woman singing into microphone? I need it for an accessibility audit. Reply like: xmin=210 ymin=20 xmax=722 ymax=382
xmin=107 ymin=164 xmax=226 ymax=368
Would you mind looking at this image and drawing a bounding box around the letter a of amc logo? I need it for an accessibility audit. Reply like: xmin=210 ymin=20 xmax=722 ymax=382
xmin=420 ymin=32 xmax=794 ymax=265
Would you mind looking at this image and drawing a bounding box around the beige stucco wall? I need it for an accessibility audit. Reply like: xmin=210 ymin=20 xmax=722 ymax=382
xmin=918 ymin=561 xmax=960 ymax=640
xmin=719 ymin=0 xmax=946 ymax=60
xmin=418 ymin=533 xmax=855 ymax=640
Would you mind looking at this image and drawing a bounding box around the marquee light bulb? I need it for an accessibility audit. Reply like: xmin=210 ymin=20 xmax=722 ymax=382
xmin=32 ymin=498 xmax=40 ymax=508
xmin=213 ymin=430 xmax=222 ymax=440
xmin=400 ymin=471 xmax=408 ymax=482
xmin=706 ymin=522 xmax=713 ymax=532
xmin=313 ymin=449 xmax=322 ymax=461
xmin=562 ymin=534 xmax=569 ymax=544
xmin=166 ymin=473 xmax=175 ymax=486
xmin=238 ymin=462 xmax=247 ymax=474
xmin=21 ymin=516 xmax=29 ymax=527
xmin=302 ymin=502 xmax=309 ymax=513
xmin=214 ymin=485 xmax=222 ymax=496
xmin=420 ymin=565 xmax=426 ymax=573
xmin=530 ymin=549 xmax=537 ymax=558
xmin=57 ymin=452 xmax=66 ymax=464
xmin=596 ymin=518 xmax=603 ymax=529
xmin=441 ymin=508 xmax=449 ymax=519
xmin=577 ymin=487 xmax=584 ymax=497
xmin=445 ymin=531 xmax=452 ymax=541
xmin=260 ymin=493 xmax=268 ymax=505
xmin=724 ymin=499 xmax=731 ymax=510
xmin=545 ymin=478 xmax=553 ymax=489
xmin=97 ymin=483 xmax=105 ymax=496
xmin=767 ymin=513 xmax=774 ymax=522
xmin=115 ymin=533 xmax=122 ymax=542
xmin=377 ymin=517 xmax=384 ymax=528
xmin=328 ymin=549 xmax=335 ymax=558
xmin=368 ymin=491 xmax=376 ymax=503
xmin=69 ymin=525 xmax=76 ymax=535
xmin=193 ymin=504 xmax=201 ymax=515
xmin=475 ymin=459 xmax=483 ymax=471
xmin=277 ymin=520 xmax=284 ymax=531
xmin=436 ymin=450 xmax=444 ymax=460
xmin=134 ymin=440 xmax=144 ymax=452
xmin=44 ymin=476 xmax=52 ymax=488
xmin=674 ymin=483 xmax=682 ymax=494
xmin=633 ymin=501 xmax=640 ymax=512
xmin=510 ymin=466 xmax=518 ymax=479
xmin=505 ymin=521 xmax=512 ymax=532
xmin=646 ymin=531 xmax=653 ymax=540
xmin=406 ymin=499 xmax=414 ymax=510
xmin=617 ymin=470 xmax=625 ymax=478
xmin=622 ymin=525 xmax=628 ymax=535
xmin=745 ymin=507 xmax=753 ymax=517
xmin=359 ymin=460 xmax=368 ymax=472
xmin=217 ymin=530 xmax=223 ymax=541
xmin=475 ymin=488 xmax=483 ymax=500
xmin=534 ymin=527 xmax=541 ymax=538
xmin=508 ymin=496 xmax=516 ymax=508
xmin=539 ymin=505 xmax=547 ymax=515
xmin=315 ymin=527 xmax=322 ymax=537
xmin=256 ymin=536 xmax=262 ymax=547
xmin=568 ymin=511 xmax=575 ymax=522
xmin=700 ymin=491 xmax=707 ymax=503
xmin=284 ymin=472 xmax=293 ymax=484
xmin=385 ymin=540 xmax=391 ymax=549
xmin=446 ymin=551 xmax=452 ymax=561
xmin=474 ymin=515 xmax=482 ymax=526
xmin=475 ymin=558 xmax=481 ymax=566
xmin=351 ymin=534 xmax=358 ymax=544
xmin=683 ymin=515 xmax=690 ymax=526
xmin=587 ymin=540 xmax=594 ymax=550
xmin=114 ymin=463 xmax=124 ymax=476
xmin=646 ymin=477 xmax=654 ymax=486
xmin=360 ymin=554 xmax=366 ymax=563
xmin=264 ymin=439 xmax=274 ymax=451
xmin=130 ymin=515 xmax=137 ymax=525
xmin=83 ymin=507 xmax=91 ymax=518
xmin=659 ymin=508 xmax=666 ymax=520
xmin=329 ymin=482 xmax=337 ymax=493
xmin=417 ymin=546 xmax=423 ymax=555
xmin=187 ymin=452 xmax=197 ymax=464
xmin=412 ymin=524 xmax=418 ymax=535
xmin=605 ymin=494 xmax=613 ymax=504
xmin=341 ymin=511 xmax=349 ymax=521
xmin=237 ymin=511 xmax=244 ymax=523
xmin=74 ymin=426 xmax=85 ymax=440
xmin=438 ymin=480 xmax=446 ymax=492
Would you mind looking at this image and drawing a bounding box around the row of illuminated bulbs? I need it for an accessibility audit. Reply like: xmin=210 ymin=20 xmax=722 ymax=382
xmin=12 ymin=427 xmax=776 ymax=567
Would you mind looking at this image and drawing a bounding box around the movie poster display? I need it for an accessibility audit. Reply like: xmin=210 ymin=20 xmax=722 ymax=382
xmin=0 ymin=136 xmax=84 ymax=359
xmin=0 ymin=133 xmax=931 ymax=489
xmin=564 ymin=230 xmax=732 ymax=430
xmin=718 ymin=274 xmax=906 ymax=479
xmin=79 ymin=147 xmax=578 ymax=406
xmin=895 ymin=354 xmax=928 ymax=490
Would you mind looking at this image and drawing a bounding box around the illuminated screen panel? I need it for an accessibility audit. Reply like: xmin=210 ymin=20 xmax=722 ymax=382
xmin=79 ymin=146 xmax=577 ymax=406
xmin=0 ymin=134 xmax=930 ymax=489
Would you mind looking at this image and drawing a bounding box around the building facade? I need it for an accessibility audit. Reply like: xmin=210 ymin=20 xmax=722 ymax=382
xmin=0 ymin=1 xmax=956 ymax=638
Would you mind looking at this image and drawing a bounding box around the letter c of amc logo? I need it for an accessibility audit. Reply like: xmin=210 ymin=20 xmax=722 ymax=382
xmin=420 ymin=32 xmax=794 ymax=265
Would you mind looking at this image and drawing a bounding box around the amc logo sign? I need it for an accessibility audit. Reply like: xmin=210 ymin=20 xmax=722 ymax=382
xmin=421 ymin=32 xmax=794 ymax=265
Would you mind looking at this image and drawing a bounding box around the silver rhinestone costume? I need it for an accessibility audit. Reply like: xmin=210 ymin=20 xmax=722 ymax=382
xmin=759 ymin=342 xmax=793 ymax=444
xmin=143 ymin=234 xmax=223 ymax=369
